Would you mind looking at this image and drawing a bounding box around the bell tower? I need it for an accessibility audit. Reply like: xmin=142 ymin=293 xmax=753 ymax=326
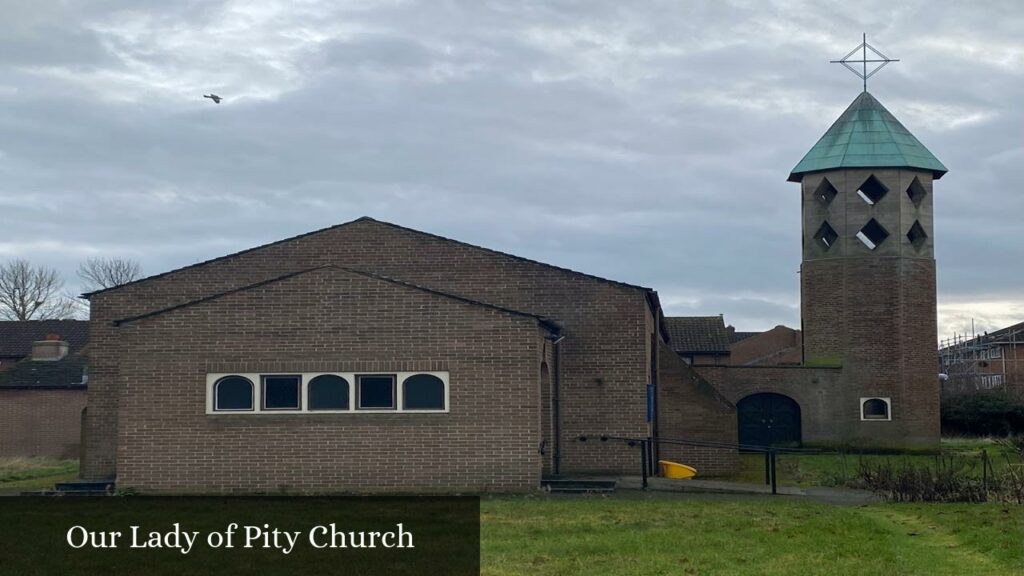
xmin=789 ymin=86 xmax=947 ymax=448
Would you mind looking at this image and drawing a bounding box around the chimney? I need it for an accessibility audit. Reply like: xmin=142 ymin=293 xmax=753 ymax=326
xmin=31 ymin=334 xmax=69 ymax=361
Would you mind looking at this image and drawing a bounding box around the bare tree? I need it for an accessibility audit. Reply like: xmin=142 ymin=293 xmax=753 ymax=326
xmin=77 ymin=257 xmax=142 ymax=292
xmin=0 ymin=259 xmax=78 ymax=320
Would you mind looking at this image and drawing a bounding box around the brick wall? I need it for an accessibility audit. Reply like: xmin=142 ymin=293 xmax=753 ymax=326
xmin=112 ymin=267 xmax=548 ymax=494
xmin=695 ymin=365 xmax=844 ymax=446
xmin=802 ymin=257 xmax=940 ymax=448
xmin=729 ymin=326 xmax=802 ymax=366
xmin=656 ymin=342 xmax=738 ymax=475
xmin=85 ymin=218 xmax=655 ymax=481
xmin=0 ymin=389 xmax=85 ymax=458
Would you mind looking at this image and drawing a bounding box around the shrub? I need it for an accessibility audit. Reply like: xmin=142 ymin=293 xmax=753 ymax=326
xmin=941 ymin=392 xmax=1024 ymax=437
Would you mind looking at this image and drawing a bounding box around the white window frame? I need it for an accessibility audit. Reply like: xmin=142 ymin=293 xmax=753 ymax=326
xmin=261 ymin=374 xmax=302 ymax=411
xmin=212 ymin=375 xmax=256 ymax=412
xmin=860 ymin=397 xmax=891 ymax=422
xmin=990 ymin=346 xmax=1002 ymax=359
xmin=356 ymin=374 xmax=397 ymax=411
xmin=206 ymin=372 xmax=449 ymax=415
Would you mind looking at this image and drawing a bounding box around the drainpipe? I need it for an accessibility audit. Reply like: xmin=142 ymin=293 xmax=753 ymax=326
xmin=552 ymin=335 xmax=564 ymax=475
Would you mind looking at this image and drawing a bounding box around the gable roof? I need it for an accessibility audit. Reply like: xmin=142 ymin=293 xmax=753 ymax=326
xmin=789 ymin=91 xmax=947 ymax=182
xmin=84 ymin=216 xmax=655 ymax=298
xmin=729 ymin=331 xmax=760 ymax=344
xmin=0 ymin=355 xmax=87 ymax=389
xmin=112 ymin=264 xmax=562 ymax=334
xmin=0 ymin=320 xmax=89 ymax=358
xmin=664 ymin=316 xmax=731 ymax=354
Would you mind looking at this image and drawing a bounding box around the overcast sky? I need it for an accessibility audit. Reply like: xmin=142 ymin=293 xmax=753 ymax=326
xmin=1 ymin=0 xmax=1021 ymax=340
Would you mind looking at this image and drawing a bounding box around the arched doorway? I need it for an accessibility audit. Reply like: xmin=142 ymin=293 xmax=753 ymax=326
xmin=737 ymin=393 xmax=801 ymax=448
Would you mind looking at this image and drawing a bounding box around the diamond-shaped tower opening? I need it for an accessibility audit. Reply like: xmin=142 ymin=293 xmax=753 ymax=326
xmin=856 ymin=218 xmax=889 ymax=250
xmin=906 ymin=176 xmax=927 ymax=208
xmin=856 ymin=175 xmax=888 ymax=205
xmin=813 ymin=221 xmax=839 ymax=250
xmin=906 ymin=220 xmax=928 ymax=249
xmin=814 ymin=178 xmax=839 ymax=208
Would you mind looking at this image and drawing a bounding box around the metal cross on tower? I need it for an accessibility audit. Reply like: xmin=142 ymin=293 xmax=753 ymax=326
xmin=830 ymin=34 xmax=899 ymax=92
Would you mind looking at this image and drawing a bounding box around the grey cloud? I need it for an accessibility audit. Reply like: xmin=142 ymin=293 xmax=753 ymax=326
xmin=1 ymin=0 xmax=1021 ymax=335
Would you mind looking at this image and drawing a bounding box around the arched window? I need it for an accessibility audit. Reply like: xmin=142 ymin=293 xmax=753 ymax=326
xmin=861 ymin=398 xmax=890 ymax=421
xmin=308 ymin=375 xmax=349 ymax=411
xmin=402 ymin=374 xmax=445 ymax=410
xmin=215 ymin=376 xmax=254 ymax=411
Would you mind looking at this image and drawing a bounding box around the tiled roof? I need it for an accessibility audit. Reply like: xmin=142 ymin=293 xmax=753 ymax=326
xmin=0 ymin=320 xmax=89 ymax=358
xmin=730 ymin=331 xmax=760 ymax=344
xmin=664 ymin=316 xmax=731 ymax=354
xmin=0 ymin=355 xmax=87 ymax=389
xmin=789 ymin=91 xmax=947 ymax=182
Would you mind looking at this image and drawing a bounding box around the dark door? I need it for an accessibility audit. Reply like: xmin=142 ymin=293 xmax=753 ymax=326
xmin=737 ymin=393 xmax=801 ymax=448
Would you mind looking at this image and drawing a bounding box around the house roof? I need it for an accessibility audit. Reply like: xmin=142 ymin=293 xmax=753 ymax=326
xmin=664 ymin=316 xmax=731 ymax=354
xmin=729 ymin=331 xmax=760 ymax=344
xmin=84 ymin=215 xmax=665 ymax=339
xmin=84 ymin=216 xmax=656 ymax=298
xmin=112 ymin=264 xmax=563 ymax=335
xmin=788 ymin=91 xmax=947 ymax=182
xmin=0 ymin=355 xmax=87 ymax=389
xmin=0 ymin=320 xmax=89 ymax=358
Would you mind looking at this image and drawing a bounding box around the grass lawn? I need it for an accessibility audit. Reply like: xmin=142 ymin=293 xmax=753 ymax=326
xmin=0 ymin=457 xmax=79 ymax=491
xmin=727 ymin=437 xmax=1020 ymax=488
xmin=481 ymin=495 xmax=1024 ymax=575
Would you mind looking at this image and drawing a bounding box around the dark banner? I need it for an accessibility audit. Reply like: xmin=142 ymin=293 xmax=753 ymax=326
xmin=0 ymin=496 xmax=479 ymax=576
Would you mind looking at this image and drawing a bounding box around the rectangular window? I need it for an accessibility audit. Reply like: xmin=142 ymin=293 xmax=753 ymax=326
xmin=357 ymin=375 xmax=396 ymax=410
xmin=993 ymin=375 xmax=1003 ymax=386
xmin=207 ymin=372 xmax=448 ymax=415
xmin=262 ymin=375 xmax=301 ymax=410
xmin=990 ymin=347 xmax=1002 ymax=359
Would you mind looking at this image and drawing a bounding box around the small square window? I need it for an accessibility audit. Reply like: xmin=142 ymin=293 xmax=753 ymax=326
xmin=262 ymin=375 xmax=301 ymax=410
xmin=814 ymin=178 xmax=839 ymax=208
xmin=358 ymin=375 xmax=396 ymax=410
xmin=813 ymin=221 xmax=839 ymax=250
xmin=856 ymin=218 xmax=889 ymax=250
xmin=861 ymin=397 xmax=890 ymax=421
xmin=906 ymin=176 xmax=927 ymax=207
xmin=856 ymin=175 xmax=889 ymax=205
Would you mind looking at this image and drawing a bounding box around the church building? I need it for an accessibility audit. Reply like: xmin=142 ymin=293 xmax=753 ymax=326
xmin=80 ymin=88 xmax=945 ymax=493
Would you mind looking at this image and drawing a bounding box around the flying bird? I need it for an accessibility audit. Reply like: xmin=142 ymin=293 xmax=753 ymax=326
xmin=203 ymin=94 xmax=223 ymax=104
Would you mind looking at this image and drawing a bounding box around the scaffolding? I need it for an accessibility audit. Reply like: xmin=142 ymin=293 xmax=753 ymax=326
xmin=938 ymin=321 xmax=1024 ymax=395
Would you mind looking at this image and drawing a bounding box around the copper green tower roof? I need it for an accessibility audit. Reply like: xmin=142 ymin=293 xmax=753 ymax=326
xmin=788 ymin=91 xmax=947 ymax=182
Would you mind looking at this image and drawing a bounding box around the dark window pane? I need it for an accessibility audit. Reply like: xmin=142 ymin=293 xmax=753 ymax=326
xmin=309 ymin=375 xmax=349 ymax=410
xmin=403 ymin=374 xmax=445 ymax=410
xmin=263 ymin=376 xmax=300 ymax=410
xmin=358 ymin=376 xmax=395 ymax=409
xmin=215 ymin=376 xmax=253 ymax=410
xmin=863 ymin=399 xmax=888 ymax=419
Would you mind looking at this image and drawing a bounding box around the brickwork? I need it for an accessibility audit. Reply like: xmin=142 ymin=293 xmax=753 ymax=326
xmin=729 ymin=326 xmax=802 ymax=366
xmin=656 ymin=342 xmax=738 ymax=475
xmin=85 ymin=219 xmax=658 ymax=482
xmin=694 ymin=365 xmax=844 ymax=446
xmin=111 ymin=267 xmax=548 ymax=493
xmin=0 ymin=389 xmax=85 ymax=458
xmin=796 ymin=167 xmax=940 ymax=449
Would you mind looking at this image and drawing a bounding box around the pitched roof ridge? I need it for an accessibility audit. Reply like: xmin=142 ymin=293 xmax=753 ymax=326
xmin=83 ymin=216 xmax=374 ymax=298
xmin=85 ymin=217 xmax=654 ymax=299
xmin=112 ymin=264 xmax=561 ymax=333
